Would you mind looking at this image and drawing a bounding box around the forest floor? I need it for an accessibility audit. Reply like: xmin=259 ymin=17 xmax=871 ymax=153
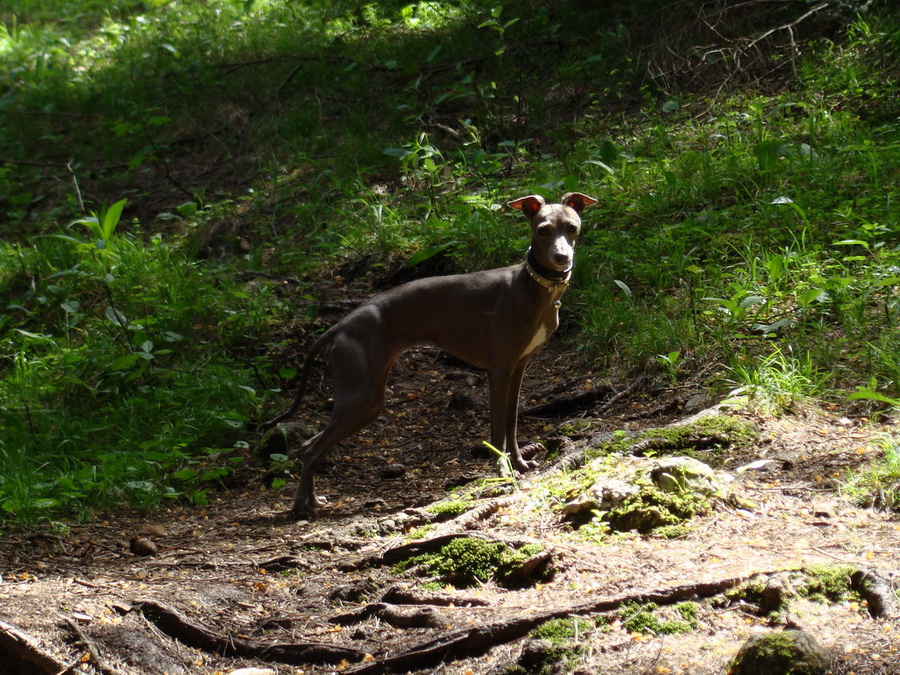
xmin=2 ymin=338 xmax=899 ymax=675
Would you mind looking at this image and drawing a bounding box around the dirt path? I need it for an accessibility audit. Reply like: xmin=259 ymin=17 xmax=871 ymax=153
xmin=2 ymin=346 xmax=898 ymax=675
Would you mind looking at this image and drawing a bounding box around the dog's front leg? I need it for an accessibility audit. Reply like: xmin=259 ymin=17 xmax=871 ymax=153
xmin=488 ymin=361 xmax=535 ymax=475
xmin=504 ymin=358 xmax=538 ymax=472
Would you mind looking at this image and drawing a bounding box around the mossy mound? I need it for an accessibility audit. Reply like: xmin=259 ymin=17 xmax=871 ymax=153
xmin=587 ymin=413 xmax=759 ymax=467
xmin=729 ymin=630 xmax=830 ymax=675
xmin=606 ymin=484 xmax=710 ymax=533
xmin=396 ymin=537 xmax=547 ymax=588
xmin=562 ymin=455 xmax=726 ymax=534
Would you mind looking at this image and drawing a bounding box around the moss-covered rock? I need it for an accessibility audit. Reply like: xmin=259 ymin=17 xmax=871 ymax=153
xmin=562 ymin=455 xmax=723 ymax=533
xmin=650 ymin=456 xmax=724 ymax=496
xmin=606 ymin=484 xmax=710 ymax=533
xmin=729 ymin=630 xmax=830 ymax=675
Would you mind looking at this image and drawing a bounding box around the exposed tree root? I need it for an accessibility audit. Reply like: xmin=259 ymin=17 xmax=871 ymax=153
xmin=380 ymin=585 xmax=490 ymax=607
xmin=344 ymin=573 xmax=755 ymax=674
xmin=351 ymin=531 xmax=498 ymax=569
xmin=329 ymin=602 xmax=449 ymax=629
xmin=524 ymin=385 xmax=616 ymax=418
xmin=0 ymin=618 xmax=68 ymax=675
xmin=129 ymin=599 xmax=367 ymax=666
xmin=851 ymin=569 xmax=900 ymax=619
xmin=432 ymin=496 xmax=517 ymax=535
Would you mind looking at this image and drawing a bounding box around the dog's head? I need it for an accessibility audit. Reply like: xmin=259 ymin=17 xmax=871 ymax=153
xmin=508 ymin=193 xmax=597 ymax=272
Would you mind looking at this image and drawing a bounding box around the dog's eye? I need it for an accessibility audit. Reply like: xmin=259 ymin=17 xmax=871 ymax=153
xmin=567 ymin=224 xmax=579 ymax=235
xmin=537 ymin=224 xmax=553 ymax=236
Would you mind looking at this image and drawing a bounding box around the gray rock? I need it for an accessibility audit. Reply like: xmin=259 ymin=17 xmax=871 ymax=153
xmin=649 ymin=457 xmax=723 ymax=496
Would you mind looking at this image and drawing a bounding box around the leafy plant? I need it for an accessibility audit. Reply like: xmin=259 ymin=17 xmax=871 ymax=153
xmin=66 ymin=199 xmax=128 ymax=251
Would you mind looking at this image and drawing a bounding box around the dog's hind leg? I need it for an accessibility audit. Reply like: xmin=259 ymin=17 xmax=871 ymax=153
xmin=291 ymin=334 xmax=395 ymax=519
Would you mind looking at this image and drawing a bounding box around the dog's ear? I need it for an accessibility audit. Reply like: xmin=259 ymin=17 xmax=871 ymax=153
xmin=508 ymin=195 xmax=546 ymax=219
xmin=560 ymin=192 xmax=598 ymax=214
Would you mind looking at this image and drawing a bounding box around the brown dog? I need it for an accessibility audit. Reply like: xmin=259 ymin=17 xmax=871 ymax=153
xmin=261 ymin=193 xmax=596 ymax=519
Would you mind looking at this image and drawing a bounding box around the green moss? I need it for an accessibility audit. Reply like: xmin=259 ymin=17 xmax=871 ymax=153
xmin=799 ymin=565 xmax=855 ymax=604
xmin=652 ymin=522 xmax=694 ymax=539
xmin=531 ymin=617 xmax=594 ymax=643
xmin=607 ymin=485 xmax=710 ymax=533
xmin=424 ymin=498 xmax=472 ymax=519
xmin=407 ymin=524 xmax=436 ymax=539
xmin=676 ymin=601 xmax=699 ymax=624
xmin=586 ymin=415 xmax=759 ymax=466
xmin=725 ymin=580 xmax=767 ymax=606
xmin=730 ymin=630 xmax=830 ymax=675
xmin=557 ymin=419 xmax=600 ymax=437
xmin=620 ymin=601 xmax=697 ymax=635
xmin=398 ymin=537 xmax=546 ymax=588
xmin=516 ymin=618 xmax=594 ymax=675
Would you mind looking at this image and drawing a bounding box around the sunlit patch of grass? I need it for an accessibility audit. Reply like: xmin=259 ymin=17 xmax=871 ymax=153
xmin=841 ymin=439 xmax=900 ymax=512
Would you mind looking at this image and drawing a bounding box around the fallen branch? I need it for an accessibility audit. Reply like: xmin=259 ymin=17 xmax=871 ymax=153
xmin=0 ymin=618 xmax=68 ymax=674
xmin=130 ymin=599 xmax=367 ymax=666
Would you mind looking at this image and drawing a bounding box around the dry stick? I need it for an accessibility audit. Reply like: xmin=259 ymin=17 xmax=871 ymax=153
xmin=63 ymin=618 xmax=124 ymax=675
xmin=66 ymin=159 xmax=85 ymax=214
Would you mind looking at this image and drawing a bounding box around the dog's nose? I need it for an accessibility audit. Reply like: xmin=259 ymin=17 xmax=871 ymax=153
xmin=554 ymin=252 xmax=571 ymax=265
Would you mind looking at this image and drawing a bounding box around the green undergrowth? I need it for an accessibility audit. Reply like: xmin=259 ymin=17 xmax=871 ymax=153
xmin=0 ymin=210 xmax=288 ymax=524
xmin=841 ymin=436 xmax=900 ymax=511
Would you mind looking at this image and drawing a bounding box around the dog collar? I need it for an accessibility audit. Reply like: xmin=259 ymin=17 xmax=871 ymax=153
xmin=525 ymin=249 xmax=572 ymax=291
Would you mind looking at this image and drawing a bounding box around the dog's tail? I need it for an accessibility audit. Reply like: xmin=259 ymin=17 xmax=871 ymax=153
xmin=252 ymin=327 xmax=336 ymax=431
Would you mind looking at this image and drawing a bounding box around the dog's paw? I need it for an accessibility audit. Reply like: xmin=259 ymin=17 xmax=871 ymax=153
xmin=291 ymin=495 xmax=326 ymax=521
xmin=513 ymin=458 xmax=539 ymax=473
xmin=289 ymin=506 xmax=317 ymax=521
xmin=520 ymin=442 xmax=546 ymax=461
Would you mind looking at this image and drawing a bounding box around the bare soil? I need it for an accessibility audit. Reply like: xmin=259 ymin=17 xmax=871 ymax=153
xmin=2 ymin=343 xmax=899 ymax=675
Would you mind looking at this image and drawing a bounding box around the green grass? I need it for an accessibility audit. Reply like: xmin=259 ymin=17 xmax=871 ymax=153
xmin=841 ymin=439 xmax=900 ymax=511
xmin=0 ymin=0 xmax=899 ymax=525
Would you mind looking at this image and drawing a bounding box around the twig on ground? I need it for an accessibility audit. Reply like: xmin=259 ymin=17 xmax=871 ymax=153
xmin=62 ymin=617 xmax=124 ymax=675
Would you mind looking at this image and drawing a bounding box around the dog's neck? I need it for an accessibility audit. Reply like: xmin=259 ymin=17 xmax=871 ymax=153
xmin=524 ymin=248 xmax=572 ymax=290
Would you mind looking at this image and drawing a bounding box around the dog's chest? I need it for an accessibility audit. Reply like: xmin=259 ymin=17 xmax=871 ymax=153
xmin=523 ymin=324 xmax=550 ymax=355
xmin=521 ymin=300 xmax=561 ymax=356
